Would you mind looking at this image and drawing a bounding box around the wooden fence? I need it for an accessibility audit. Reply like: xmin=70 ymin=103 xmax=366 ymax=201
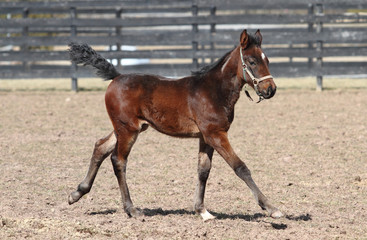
xmin=0 ymin=0 xmax=366 ymax=91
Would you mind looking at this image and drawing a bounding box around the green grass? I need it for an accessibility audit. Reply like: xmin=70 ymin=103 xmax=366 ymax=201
xmin=0 ymin=77 xmax=366 ymax=92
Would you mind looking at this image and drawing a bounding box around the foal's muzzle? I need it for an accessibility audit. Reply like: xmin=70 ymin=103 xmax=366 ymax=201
xmin=261 ymin=85 xmax=277 ymax=99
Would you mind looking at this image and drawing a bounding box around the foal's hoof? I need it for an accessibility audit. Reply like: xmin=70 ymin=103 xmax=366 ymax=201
xmin=270 ymin=209 xmax=283 ymax=219
xmin=200 ymin=210 xmax=216 ymax=222
xmin=127 ymin=208 xmax=144 ymax=218
xmin=68 ymin=191 xmax=82 ymax=205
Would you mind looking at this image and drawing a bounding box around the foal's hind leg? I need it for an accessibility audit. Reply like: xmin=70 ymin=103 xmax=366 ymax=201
xmin=194 ymin=137 xmax=215 ymax=221
xmin=111 ymin=127 xmax=142 ymax=218
xmin=69 ymin=131 xmax=116 ymax=204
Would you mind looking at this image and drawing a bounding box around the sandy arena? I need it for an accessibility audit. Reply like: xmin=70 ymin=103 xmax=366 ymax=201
xmin=0 ymin=88 xmax=366 ymax=239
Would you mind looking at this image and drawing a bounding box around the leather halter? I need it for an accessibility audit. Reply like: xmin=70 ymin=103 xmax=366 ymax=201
xmin=240 ymin=47 xmax=273 ymax=103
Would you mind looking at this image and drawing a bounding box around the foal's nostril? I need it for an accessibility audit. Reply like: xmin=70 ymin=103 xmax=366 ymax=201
xmin=263 ymin=85 xmax=276 ymax=99
xmin=267 ymin=86 xmax=272 ymax=96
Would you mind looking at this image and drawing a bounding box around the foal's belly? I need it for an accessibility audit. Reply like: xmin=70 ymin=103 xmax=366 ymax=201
xmin=141 ymin=100 xmax=200 ymax=138
xmin=151 ymin=122 xmax=201 ymax=138
xmin=144 ymin=109 xmax=201 ymax=138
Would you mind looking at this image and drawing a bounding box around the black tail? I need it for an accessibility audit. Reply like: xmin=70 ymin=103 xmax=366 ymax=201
xmin=68 ymin=42 xmax=120 ymax=80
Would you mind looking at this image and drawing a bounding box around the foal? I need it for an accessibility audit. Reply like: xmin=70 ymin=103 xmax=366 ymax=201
xmin=68 ymin=29 xmax=283 ymax=221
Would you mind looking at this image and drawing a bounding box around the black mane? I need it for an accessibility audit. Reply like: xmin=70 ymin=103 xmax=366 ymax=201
xmin=191 ymin=47 xmax=235 ymax=78
xmin=191 ymin=33 xmax=261 ymax=78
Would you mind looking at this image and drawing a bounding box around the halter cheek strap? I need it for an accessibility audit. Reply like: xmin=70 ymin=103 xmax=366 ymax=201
xmin=240 ymin=48 xmax=273 ymax=102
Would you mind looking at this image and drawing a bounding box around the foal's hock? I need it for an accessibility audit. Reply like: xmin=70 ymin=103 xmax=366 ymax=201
xmin=68 ymin=29 xmax=282 ymax=221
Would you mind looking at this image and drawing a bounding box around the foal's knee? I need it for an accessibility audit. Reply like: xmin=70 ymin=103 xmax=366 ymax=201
xmin=234 ymin=164 xmax=252 ymax=179
xmin=198 ymin=154 xmax=211 ymax=181
xmin=198 ymin=168 xmax=210 ymax=182
xmin=110 ymin=153 xmax=127 ymax=176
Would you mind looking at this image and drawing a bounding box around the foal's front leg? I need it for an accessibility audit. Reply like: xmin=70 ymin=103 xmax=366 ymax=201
xmin=194 ymin=137 xmax=215 ymax=221
xmin=204 ymin=131 xmax=283 ymax=218
xmin=69 ymin=131 xmax=116 ymax=204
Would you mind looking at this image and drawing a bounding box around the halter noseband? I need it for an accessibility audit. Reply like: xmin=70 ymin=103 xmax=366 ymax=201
xmin=240 ymin=47 xmax=273 ymax=103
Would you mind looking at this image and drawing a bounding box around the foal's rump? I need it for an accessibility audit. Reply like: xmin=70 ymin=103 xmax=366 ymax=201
xmin=69 ymin=42 xmax=200 ymax=137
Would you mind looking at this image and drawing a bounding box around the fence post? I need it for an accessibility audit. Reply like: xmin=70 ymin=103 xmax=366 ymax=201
xmin=210 ymin=6 xmax=216 ymax=63
xmin=116 ymin=8 xmax=122 ymax=66
xmin=70 ymin=7 xmax=78 ymax=92
xmin=22 ymin=8 xmax=30 ymax=71
xmin=191 ymin=1 xmax=199 ymax=69
xmin=307 ymin=3 xmax=314 ymax=69
xmin=315 ymin=3 xmax=324 ymax=91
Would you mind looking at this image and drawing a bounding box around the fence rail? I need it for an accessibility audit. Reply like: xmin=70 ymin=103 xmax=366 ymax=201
xmin=0 ymin=0 xmax=366 ymax=91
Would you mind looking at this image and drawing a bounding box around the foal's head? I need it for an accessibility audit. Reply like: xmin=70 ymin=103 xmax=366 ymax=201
xmin=238 ymin=29 xmax=276 ymax=100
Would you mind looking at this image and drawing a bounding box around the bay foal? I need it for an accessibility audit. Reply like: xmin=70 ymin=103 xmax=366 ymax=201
xmin=68 ymin=29 xmax=283 ymax=221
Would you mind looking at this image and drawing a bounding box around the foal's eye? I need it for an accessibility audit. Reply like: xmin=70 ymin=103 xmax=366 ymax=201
xmin=249 ymin=61 xmax=256 ymax=66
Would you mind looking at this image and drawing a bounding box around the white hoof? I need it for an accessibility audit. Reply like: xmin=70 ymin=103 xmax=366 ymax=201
xmin=200 ymin=210 xmax=216 ymax=222
xmin=270 ymin=209 xmax=283 ymax=219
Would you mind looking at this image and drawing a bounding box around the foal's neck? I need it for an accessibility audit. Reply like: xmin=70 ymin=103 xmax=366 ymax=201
xmin=210 ymin=46 xmax=244 ymax=114
xmin=216 ymin=46 xmax=244 ymax=91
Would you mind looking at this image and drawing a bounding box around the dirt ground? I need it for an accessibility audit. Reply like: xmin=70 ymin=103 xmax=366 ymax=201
xmin=0 ymin=88 xmax=366 ymax=239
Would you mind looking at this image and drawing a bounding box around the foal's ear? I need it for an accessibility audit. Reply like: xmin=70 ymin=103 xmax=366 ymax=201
xmin=255 ymin=29 xmax=262 ymax=46
xmin=240 ymin=29 xmax=249 ymax=49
